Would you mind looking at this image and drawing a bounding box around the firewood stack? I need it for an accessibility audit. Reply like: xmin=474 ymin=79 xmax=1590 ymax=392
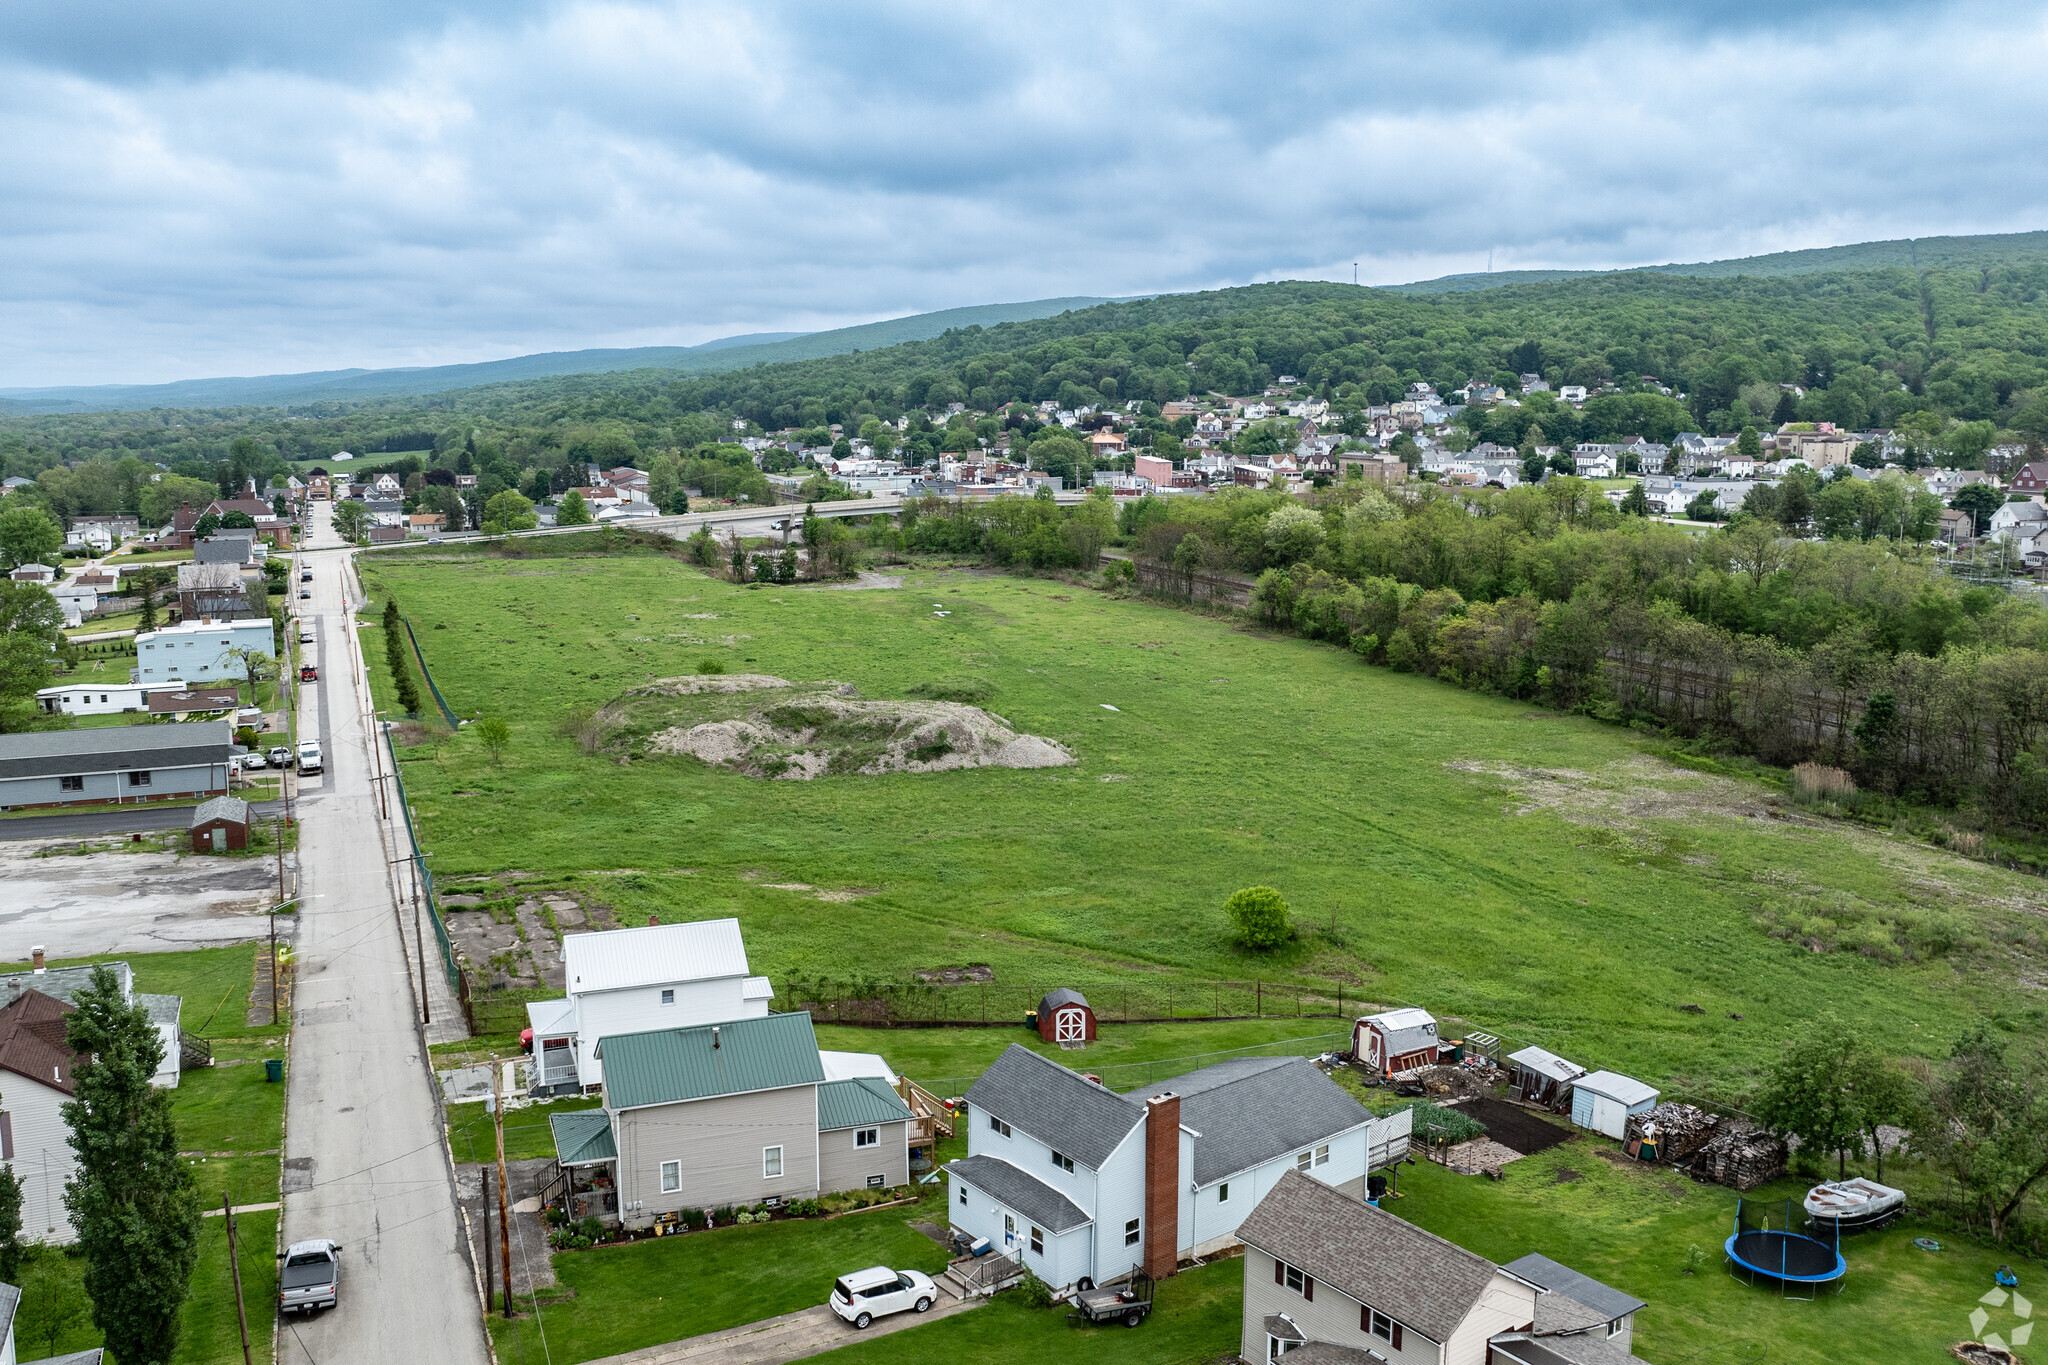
xmin=1624 ymin=1103 xmax=1722 ymax=1160
xmin=1694 ymin=1122 xmax=1787 ymax=1190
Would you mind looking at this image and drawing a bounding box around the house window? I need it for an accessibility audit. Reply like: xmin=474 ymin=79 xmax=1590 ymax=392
xmin=763 ymin=1146 xmax=783 ymax=1178
xmin=1313 ymin=1144 xmax=1330 ymax=1168
xmin=988 ymin=1115 xmax=1011 ymax=1138
xmin=1218 ymin=1182 xmax=1229 ymax=1202
xmin=660 ymin=989 xmax=675 ymax=1005
xmin=1296 ymin=1150 xmax=1312 ymax=1172
xmin=1268 ymin=1335 xmax=1298 ymax=1362
xmin=127 ymin=771 xmax=152 ymax=787
xmin=660 ymin=1161 xmax=680 ymax=1193
xmin=1360 ymin=1305 xmax=1401 ymax=1349
xmin=1030 ymin=1226 xmax=1043 ymax=1255
xmin=958 ymin=1187 xmax=967 ymax=1206
xmin=60 ymin=776 xmax=83 ymax=792
xmin=1609 ymin=1319 xmax=1625 ymax=1339
xmin=855 ymin=1128 xmax=878 ymax=1148
xmin=1050 ymin=1151 xmax=1073 ymax=1173
xmin=1283 ymin=1262 xmax=1305 ymax=1294
xmin=1124 ymin=1217 xmax=1141 ymax=1247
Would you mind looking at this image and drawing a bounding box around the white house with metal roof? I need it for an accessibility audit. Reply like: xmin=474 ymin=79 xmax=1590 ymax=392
xmin=946 ymin=1045 xmax=1410 ymax=1297
xmin=524 ymin=918 xmax=775 ymax=1094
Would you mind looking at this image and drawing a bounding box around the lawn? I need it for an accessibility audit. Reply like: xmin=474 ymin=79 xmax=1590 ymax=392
xmin=358 ymin=553 xmax=2048 ymax=1101
xmin=12 ymin=944 xmax=291 ymax=1043
xmin=488 ymin=1201 xmax=953 ymax=1365
xmin=1391 ymin=1139 xmax=2023 ymax=1364
xmin=448 ymin=1094 xmax=602 ymax=1165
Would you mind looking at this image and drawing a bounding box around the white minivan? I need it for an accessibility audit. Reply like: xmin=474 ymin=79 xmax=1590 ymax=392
xmin=297 ymin=739 xmax=323 ymax=776
xmin=828 ymin=1267 xmax=937 ymax=1329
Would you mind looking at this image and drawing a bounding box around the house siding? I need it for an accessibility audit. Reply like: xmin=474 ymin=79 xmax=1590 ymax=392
xmin=614 ymin=1083 xmax=818 ymax=1224
xmin=819 ymin=1118 xmax=907 ymax=1194
xmin=134 ymin=619 xmax=276 ymax=684
xmin=961 ymin=1100 xmax=1108 ymax=1219
xmin=1186 ymin=1119 xmax=1380 ymax=1258
xmin=1442 ymin=1273 xmax=1538 ymax=1365
xmin=0 ymin=760 xmax=228 ymax=811
xmin=1090 ymin=1123 xmax=1148 ymax=1288
xmin=1240 ymin=1245 xmax=1443 ymax=1365
xmin=949 ymin=1178 xmax=1093 ymax=1289
xmin=571 ymin=978 xmax=765 ymax=1088
xmin=2 ymin=1078 xmax=78 ymax=1243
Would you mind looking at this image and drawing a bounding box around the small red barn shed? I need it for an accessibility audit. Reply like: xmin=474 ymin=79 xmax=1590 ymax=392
xmin=1036 ymin=989 xmax=1096 ymax=1045
xmin=190 ymin=796 xmax=250 ymax=853
xmin=1352 ymin=1007 xmax=1439 ymax=1077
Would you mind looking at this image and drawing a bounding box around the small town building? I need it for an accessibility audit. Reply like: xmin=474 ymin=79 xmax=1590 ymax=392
xmin=0 ymin=722 xmax=233 ymax=810
xmin=1570 ymin=1072 xmax=1660 ymax=1140
xmin=1035 ymin=988 xmax=1096 ymax=1045
xmin=1352 ymin=1007 xmax=1439 ymax=1077
xmin=189 ymin=796 xmax=251 ymax=852
xmin=147 ymin=686 xmax=243 ymax=720
xmin=134 ymin=618 xmax=275 ymax=685
xmin=35 ymin=681 xmax=162 ymax=717
xmin=176 ymin=562 xmax=252 ymax=620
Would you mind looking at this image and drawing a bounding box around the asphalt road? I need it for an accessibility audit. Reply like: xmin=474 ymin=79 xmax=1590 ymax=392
xmin=0 ymin=800 xmax=285 ymax=842
xmin=278 ymin=500 xmax=490 ymax=1365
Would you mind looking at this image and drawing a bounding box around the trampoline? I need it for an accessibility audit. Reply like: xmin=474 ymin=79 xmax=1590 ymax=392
xmin=1725 ymin=1198 xmax=1846 ymax=1298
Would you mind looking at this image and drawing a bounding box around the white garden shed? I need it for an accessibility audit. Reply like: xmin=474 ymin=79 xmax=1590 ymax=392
xmin=1570 ymin=1071 xmax=1660 ymax=1139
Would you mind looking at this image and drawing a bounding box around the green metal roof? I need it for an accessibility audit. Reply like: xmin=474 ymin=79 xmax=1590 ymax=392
xmin=598 ymin=1012 xmax=826 ymax=1112
xmin=550 ymin=1110 xmax=616 ymax=1166
xmin=817 ymin=1076 xmax=913 ymax=1131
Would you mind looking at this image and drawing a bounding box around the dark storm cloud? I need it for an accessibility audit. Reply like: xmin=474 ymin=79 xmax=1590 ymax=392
xmin=0 ymin=0 xmax=2040 ymax=385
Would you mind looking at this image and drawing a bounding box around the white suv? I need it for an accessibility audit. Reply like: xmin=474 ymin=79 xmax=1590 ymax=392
xmin=829 ymin=1266 xmax=937 ymax=1329
xmin=297 ymin=740 xmax=323 ymax=775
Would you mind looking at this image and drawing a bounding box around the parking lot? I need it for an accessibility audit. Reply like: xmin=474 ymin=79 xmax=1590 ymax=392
xmin=0 ymin=836 xmax=289 ymax=960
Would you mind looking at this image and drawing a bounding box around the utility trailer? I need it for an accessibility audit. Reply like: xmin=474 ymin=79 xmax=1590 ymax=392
xmin=1067 ymin=1272 xmax=1153 ymax=1328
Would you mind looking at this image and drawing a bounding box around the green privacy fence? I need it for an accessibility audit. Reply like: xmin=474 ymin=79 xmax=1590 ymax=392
xmin=382 ymin=719 xmax=462 ymax=993
xmin=401 ymin=616 xmax=461 ymax=728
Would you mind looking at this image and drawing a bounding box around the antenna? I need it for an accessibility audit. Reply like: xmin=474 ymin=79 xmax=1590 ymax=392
xmin=1353 ymin=262 xmax=1358 ymax=286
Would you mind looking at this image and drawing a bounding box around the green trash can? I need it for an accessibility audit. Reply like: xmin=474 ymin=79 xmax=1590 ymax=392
xmin=264 ymin=1058 xmax=284 ymax=1083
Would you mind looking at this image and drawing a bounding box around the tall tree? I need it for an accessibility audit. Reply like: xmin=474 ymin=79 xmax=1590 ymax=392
xmin=332 ymin=500 xmax=369 ymax=543
xmin=557 ymin=489 xmax=593 ymax=525
xmin=0 ymin=1155 xmax=22 ymax=1283
xmin=0 ymin=504 xmax=62 ymax=569
xmin=0 ymin=583 xmax=67 ymax=734
xmin=1913 ymin=1025 xmax=2048 ymax=1242
xmin=1752 ymin=1016 xmax=1914 ymax=1179
xmin=63 ymin=966 xmax=203 ymax=1364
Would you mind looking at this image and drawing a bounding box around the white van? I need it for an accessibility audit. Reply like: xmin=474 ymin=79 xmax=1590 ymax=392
xmin=297 ymin=740 xmax=323 ymax=776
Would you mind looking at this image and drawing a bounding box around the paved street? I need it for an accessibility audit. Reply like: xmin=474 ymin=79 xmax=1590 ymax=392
xmin=0 ymin=800 xmax=284 ymax=842
xmin=277 ymin=499 xmax=490 ymax=1365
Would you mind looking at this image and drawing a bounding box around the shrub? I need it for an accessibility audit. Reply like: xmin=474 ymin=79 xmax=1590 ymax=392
xmin=736 ymin=1211 xmax=754 ymax=1224
xmin=1225 ymin=885 xmax=1292 ymax=950
xmin=1683 ymin=1243 xmax=1705 ymax=1275
xmin=1014 ymin=1270 xmax=1054 ymax=1308
xmin=578 ymin=1216 xmax=604 ymax=1242
xmin=1791 ymin=762 xmax=1858 ymax=805
xmin=696 ymin=658 xmax=726 ymax=675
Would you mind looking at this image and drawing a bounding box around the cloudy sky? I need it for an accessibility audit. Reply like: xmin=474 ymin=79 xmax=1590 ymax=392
xmin=2 ymin=1 xmax=2044 ymax=386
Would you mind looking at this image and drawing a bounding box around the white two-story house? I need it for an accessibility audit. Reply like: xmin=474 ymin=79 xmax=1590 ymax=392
xmin=946 ymin=1046 xmax=1410 ymax=1295
xmin=525 ymin=918 xmax=775 ymax=1094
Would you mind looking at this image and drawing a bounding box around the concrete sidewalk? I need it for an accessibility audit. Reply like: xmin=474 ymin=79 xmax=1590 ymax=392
xmin=584 ymin=1293 xmax=981 ymax=1365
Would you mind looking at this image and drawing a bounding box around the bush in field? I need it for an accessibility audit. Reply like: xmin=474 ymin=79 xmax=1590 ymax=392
xmin=1225 ymin=885 xmax=1291 ymax=949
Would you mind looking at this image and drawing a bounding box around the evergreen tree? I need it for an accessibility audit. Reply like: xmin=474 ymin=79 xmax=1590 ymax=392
xmin=0 ymin=1157 xmax=22 ymax=1283
xmin=63 ymin=967 xmax=202 ymax=1365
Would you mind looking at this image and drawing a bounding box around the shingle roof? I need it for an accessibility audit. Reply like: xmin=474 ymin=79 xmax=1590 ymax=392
xmin=963 ymin=1045 xmax=1142 ymax=1171
xmin=1037 ymin=988 xmax=1089 ymax=1015
xmin=1235 ymin=1169 xmax=1500 ymax=1344
xmin=0 ymin=1279 xmax=18 ymax=1347
xmin=0 ymin=720 xmax=233 ymax=780
xmin=1283 ymin=1344 xmax=1376 ymax=1365
xmin=2 ymin=961 xmax=134 ymax=1006
xmin=944 ymin=1154 xmax=1091 ymax=1233
xmin=136 ymin=992 xmax=183 ymax=1027
xmin=817 ymin=1076 xmax=913 ymax=1132
xmin=1141 ymin=1056 xmax=1371 ymax=1186
xmin=1509 ymin=1047 xmax=1585 ymax=1083
xmin=0 ymin=988 xmax=78 ymax=1095
xmin=191 ymin=796 xmax=250 ymax=827
xmin=597 ymin=1011 xmax=824 ymax=1112
xmin=563 ymin=919 xmax=749 ymax=994
xmin=550 ymin=1110 xmax=617 ymax=1165
xmin=1501 ymin=1253 xmax=1646 ymax=1321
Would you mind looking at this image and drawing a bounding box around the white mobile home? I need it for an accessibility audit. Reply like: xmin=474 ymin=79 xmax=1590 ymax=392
xmin=134 ymin=618 xmax=276 ymax=685
xmin=35 ymin=681 xmax=164 ymax=717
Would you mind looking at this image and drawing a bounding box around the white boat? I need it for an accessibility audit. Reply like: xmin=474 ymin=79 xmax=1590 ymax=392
xmin=1803 ymin=1177 xmax=1905 ymax=1231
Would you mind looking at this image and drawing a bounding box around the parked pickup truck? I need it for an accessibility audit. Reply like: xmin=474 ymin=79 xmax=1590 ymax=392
xmin=279 ymin=1239 xmax=342 ymax=1314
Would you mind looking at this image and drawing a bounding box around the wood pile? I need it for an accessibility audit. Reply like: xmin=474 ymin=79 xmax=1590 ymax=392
xmin=1624 ymin=1103 xmax=1722 ymax=1159
xmin=1694 ymin=1122 xmax=1787 ymax=1191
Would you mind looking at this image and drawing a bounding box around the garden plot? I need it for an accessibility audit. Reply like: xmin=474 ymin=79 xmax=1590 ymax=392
xmin=0 ymin=836 xmax=285 ymax=959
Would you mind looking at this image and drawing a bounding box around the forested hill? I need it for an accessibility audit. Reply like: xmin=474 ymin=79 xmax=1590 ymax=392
xmin=4 ymin=262 xmax=2047 ymax=474
xmin=1392 ymin=228 xmax=2048 ymax=294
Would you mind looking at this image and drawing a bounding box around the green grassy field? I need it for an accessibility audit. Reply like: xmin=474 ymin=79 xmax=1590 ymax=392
xmin=360 ymin=554 xmax=2047 ymax=1099
xmin=448 ymin=1095 xmax=602 ymax=1165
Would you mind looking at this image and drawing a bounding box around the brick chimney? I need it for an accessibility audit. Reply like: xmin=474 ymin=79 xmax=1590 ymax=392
xmin=1143 ymin=1093 xmax=1180 ymax=1280
xmin=30 ymin=946 xmax=45 ymax=973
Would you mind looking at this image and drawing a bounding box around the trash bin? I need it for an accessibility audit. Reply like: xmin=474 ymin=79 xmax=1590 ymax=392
xmin=264 ymin=1058 xmax=284 ymax=1083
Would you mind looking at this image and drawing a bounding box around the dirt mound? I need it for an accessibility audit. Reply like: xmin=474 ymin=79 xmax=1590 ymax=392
xmin=605 ymin=677 xmax=1074 ymax=781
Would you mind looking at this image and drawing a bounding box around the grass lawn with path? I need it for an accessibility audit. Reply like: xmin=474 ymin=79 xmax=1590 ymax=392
xmin=448 ymin=1094 xmax=603 ymax=1165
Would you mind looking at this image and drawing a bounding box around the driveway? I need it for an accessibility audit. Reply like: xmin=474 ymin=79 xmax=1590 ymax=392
xmin=584 ymin=1294 xmax=981 ymax=1365
xmin=277 ymin=501 xmax=491 ymax=1365
xmin=0 ymin=835 xmax=288 ymax=960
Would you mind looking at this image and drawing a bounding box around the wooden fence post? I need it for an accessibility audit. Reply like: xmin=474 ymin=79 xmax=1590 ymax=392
xmin=1256 ymin=980 xmax=1261 ymax=1017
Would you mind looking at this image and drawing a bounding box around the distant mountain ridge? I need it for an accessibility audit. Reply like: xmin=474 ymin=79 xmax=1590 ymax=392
xmin=1389 ymin=228 xmax=2048 ymax=293
xmin=0 ymin=296 xmax=1122 ymax=414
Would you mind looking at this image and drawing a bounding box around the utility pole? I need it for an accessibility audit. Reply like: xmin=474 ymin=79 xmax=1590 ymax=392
xmin=275 ymin=816 xmax=286 ymax=901
xmin=223 ymin=1192 xmax=253 ymax=1365
xmin=481 ymin=1164 xmax=494 ymax=1314
xmin=494 ymin=1067 xmax=514 ymax=1318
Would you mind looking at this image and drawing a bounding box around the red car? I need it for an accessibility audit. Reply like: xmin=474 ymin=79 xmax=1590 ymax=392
xmin=300 ymin=665 xmax=318 ymax=681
